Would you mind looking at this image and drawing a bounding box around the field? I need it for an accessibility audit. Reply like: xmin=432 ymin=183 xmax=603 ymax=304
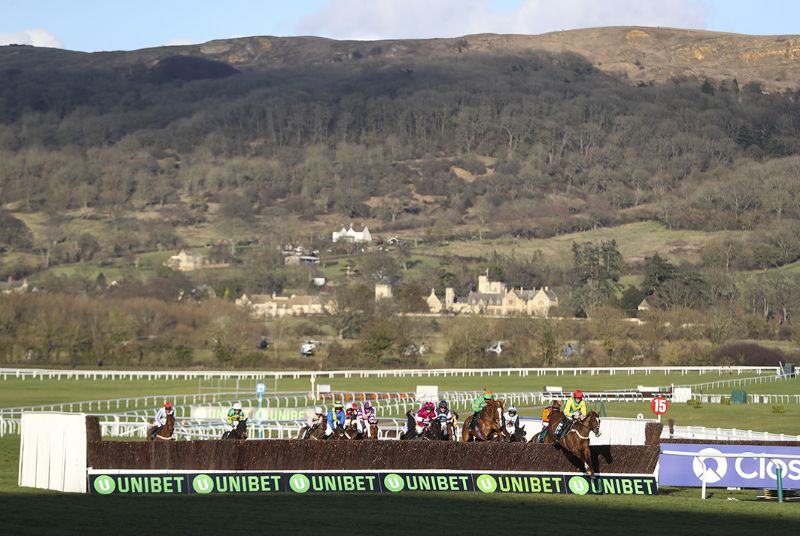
xmin=3 ymin=370 xmax=800 ymax=535
xmin=430 ymin=221 xmax=745 ymax=265
xmin=2 ymin=371 xmax=799 ymax=434
xmin=0 ymin=436 xmax=798 ymax=536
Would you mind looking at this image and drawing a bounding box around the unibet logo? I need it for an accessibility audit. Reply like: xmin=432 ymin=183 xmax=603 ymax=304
xmin=383 ymin=474 xmax=405 ymax=493
xmin=568 ymin=476 xmax=589 ymax=495
xmin=692 ymin=448 xmax=728 ymax=484
xmin=192 ymin=474 xmax=214 ymax=494
xmin=475 ymin=474 xmax=497 ymax=493
xmin=93 ymin=475 xmax=116 ymax=495
xmin=289 ymin=474 xmax=310 ymax=493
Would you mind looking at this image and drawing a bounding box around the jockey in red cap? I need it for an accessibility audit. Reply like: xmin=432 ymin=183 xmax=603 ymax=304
xmin=150 ymin=401 xmax=175 ymax=439
xmin=564 ymin=390 xmax=587 ymax=421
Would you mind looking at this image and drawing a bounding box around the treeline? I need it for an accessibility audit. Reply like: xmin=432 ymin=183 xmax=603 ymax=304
xmin=1 ymin=290 xmax=796 ymax=369
xmin=1 ymin=48 xmax=800 ymax=243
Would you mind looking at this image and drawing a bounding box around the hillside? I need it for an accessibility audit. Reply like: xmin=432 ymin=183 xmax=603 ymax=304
xmin=3 ymin=27 xmax=799 ymax=90
xmin=0 ymin=27 xmax=799 ymax=366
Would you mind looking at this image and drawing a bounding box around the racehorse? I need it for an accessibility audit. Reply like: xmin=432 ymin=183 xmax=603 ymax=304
xmin=462 ymin=398 xmax=506 ymax=442
xmin=400 ymin=411 xmax=445 ymax=440
xmin=363 ymin=417 xmax=379 ymax=440
xmin=342 ymin=420 xmax=361 ymax=440
xmin=505 ymin=420 xmax=527 ymax=442
xmin=298 ymin=417 xmax=327 ymax=440
xmin=443 ymin=411 xmax=459 ymax=441
xmin=222 ymin=418 xmax=248 ymax=440
xmin=546 ymin=410 xmax=602 ymax=475
xmin=147 ymin=413 xmax=175 ymax=441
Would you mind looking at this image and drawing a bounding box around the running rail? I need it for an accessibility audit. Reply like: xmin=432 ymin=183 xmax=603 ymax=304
xmin=0 ymin=365 xmax=782 ymax=382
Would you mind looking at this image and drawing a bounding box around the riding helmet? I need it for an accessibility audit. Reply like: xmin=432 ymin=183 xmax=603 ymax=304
xmin=164 ymin=401 xmax=172 ymax=409
xmin=573 ymin=390 xmax=584 ymax=399
xmin=508 ymin=405 xmax=517 ymax=414
xmin=364 ymin=400 xmax=372 ymax=409
xmin=233 ymin=402 xmax=242 ymax=410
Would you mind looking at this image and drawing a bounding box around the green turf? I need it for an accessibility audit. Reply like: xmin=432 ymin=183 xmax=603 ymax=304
xmin=2 ymin=373 xmax=797 ymax=435
xmin=2 ymin=372 xmax=792 ymax=408
xmin=0 ymin=436 xmax=797 ymax=536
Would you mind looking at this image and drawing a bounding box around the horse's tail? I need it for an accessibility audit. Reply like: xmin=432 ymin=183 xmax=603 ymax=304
xmin=405 ymin=410 xmax=416 ymax=433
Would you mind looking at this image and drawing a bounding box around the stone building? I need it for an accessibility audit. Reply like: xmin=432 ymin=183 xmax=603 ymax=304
xmin=427 ymin=275 xmax=558 ymax=317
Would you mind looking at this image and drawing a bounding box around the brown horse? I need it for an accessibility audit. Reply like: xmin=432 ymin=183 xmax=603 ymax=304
xmin=531 ymin=409 xmax=560 ymax=444
xmin=547 ymin=411 xmax=602 ymax=475
xmin=462 ymin=398 xmax=506 ymax=442
xmin=341 ymin=419 xmax=361 ymax=440
xmin=147 ymin=413 xmax=175 ymax=441
xmin=445 ymin=411 xmax=459 ymax=441
xmin=298 ymin=417 xmax=327 ymax=440
xmin=363 ymin=418 xmax=379 ymax=440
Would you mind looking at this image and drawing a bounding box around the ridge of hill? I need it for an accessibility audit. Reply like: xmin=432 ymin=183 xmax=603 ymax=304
xmin=3 ymin=27 xmax=799 ymax=90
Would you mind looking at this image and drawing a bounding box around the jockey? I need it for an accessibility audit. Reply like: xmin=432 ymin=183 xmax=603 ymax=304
xmin=555 ymin=390 xmax=587 ymax=439
xmin=415 ymin=401 xmax=436 ymax=433
xmin=325 ymin=401 xmax=346 ymax=437
xmin=345 ymin=403 xmax=359 ymax=427
xmin=541 ymin=399 xmax=561 ymax=430
xmin=226 ymin=402 xmax=246 ymax=430
xmin=357 ymin=400 xmax=377 ymax=437
xmin=564 ymin=390 xmax=587 ymax=421
xmin=435 ymin=400 xmax=454 ymax=438
xmin=469 ymin=390 xmax=495 ymax=431
xmin=502 ymin=405 xmax=521 ymax=435
xmin=150 ymin=401 xmax=174 ymax=439
xmin=307 ymin=406 xmax=325 ymax=428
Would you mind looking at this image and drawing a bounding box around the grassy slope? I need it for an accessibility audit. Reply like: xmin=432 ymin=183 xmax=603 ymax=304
xmin=0 ymin=436 xmax=797 ymax=536
xmin=431 ymin=221 xmax=743 ymax=264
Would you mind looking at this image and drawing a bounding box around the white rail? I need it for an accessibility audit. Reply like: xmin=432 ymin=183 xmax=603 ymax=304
xmin=662 ymin=426 xmax=800 ymax=442
xmin=0 ymin=366 xmax=781 ymax=382
xmin=691 ymin=393 xmax=800 ymax=405
xmin=681 ymin=374 xmax=798 ymax=392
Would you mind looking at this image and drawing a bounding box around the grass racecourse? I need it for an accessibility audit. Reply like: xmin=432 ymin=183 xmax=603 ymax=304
xmin=2 ymin=372 xmax=799 ymax=433
xmin=1 ymin=371 xmax=799 ymax=535
xmin=0 ymin=434 xmax=798 ymax=536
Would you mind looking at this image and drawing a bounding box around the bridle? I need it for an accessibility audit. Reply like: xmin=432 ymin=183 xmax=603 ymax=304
xmin=569 ymin=413 xmax=601 ymax=440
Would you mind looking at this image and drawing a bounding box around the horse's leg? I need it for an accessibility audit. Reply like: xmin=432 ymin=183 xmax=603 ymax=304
xmin=582 ymin=443 xmax=593 ymax=475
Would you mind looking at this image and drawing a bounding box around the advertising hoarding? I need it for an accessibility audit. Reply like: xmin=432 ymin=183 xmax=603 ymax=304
xmin=659 ymin=444 xmax=800 ymax=489
xmin=88 ymin=470 xmax=658 ymax=496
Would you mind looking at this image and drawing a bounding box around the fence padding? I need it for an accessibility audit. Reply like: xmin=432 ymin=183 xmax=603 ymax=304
xmin=644 ymin=422 xmax=663 ymax=445
xmin=85 ymin=416 xmax=101 ymax=444
xmin=88 ymin=440 xmax=658 ymax=474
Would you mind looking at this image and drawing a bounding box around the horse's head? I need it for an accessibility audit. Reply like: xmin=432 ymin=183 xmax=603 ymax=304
xmin=485 ymin=398 xmax=504 ymax=423
xmin=587 ymin=411 xmax=601 ymax=437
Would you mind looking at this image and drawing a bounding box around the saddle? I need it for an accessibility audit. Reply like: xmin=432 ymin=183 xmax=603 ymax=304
xmin=554 ymin=419 xmax=574 ymax=440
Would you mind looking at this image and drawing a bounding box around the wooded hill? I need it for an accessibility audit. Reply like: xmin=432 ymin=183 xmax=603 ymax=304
xmin=1 ymin=27 xmax=800 ymax=367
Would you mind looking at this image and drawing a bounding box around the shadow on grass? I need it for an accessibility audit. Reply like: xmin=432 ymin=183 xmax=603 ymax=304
xmin=1 ymin=491 xmax=798 ymax=536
